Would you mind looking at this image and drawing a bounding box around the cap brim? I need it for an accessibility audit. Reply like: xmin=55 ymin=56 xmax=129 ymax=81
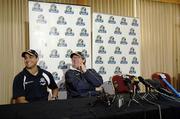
xmin=21 ymin=51 xmax=34 ymax=57
xmin=70 ymin=53 xmax=81 ymax=58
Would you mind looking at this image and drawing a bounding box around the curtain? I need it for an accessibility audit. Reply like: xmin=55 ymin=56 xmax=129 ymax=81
xmin=136 ymin=0 xmax=180 ymax=88
xmin=0 ymin=0 xmax=28 ymax=104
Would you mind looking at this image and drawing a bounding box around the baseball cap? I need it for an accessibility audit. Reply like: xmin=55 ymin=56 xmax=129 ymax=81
xmin=70 ymin=51 xmax=85 ymax=60
xmin=21 ymin=49 xmax=38 ymax=58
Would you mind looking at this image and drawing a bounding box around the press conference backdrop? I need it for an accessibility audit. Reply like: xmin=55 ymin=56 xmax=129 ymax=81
xmin=29 ymin=1 xmax=91 ymax=85
xmin=92 ymin=13 xmax=141 ymax=81
xmin=29 ymin=1 xmax=141 ymax=84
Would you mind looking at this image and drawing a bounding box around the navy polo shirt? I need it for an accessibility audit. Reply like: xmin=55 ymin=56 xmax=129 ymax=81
xmin=13 ymin=66 xmax=58 ymax=102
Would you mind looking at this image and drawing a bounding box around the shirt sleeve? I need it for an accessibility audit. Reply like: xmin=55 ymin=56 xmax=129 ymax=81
xmin=13 ymin=74 xmax=26 ymax=99
xmin=65 ymin=70 xmax=93 ymax=91
xmin=83 ymin=69 xmax=103 ymax=87
xmin=47 ymin=72 xmax=58 ymax=90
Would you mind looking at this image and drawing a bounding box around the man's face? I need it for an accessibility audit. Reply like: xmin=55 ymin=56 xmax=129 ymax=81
xmin=24 ymin=54 xmax=38 ymax=69
xmin=71 ymin=55 xmax=84 ymax=69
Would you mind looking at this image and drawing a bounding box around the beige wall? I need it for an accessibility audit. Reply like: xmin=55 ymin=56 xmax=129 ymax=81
xmin=0 ymin=0 xmax=179 ymax=104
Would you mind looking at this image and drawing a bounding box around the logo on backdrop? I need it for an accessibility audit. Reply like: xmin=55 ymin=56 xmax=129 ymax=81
xmin=32 ymin=2 xmax=43 ymax=12
xmin=132 ymin=57 xmax=139 ymax=64
xmin=131 ymin=38 xmax=139 ymax=45
xmin=98 ymin=46 xmax=106 ymax=54
xmin=82 ymin=49 xmax=89 ymax=58
xmin=65 ymin=6 xmax=74 ymax=14
xmin=98 ymin=66 xmax=106 ymax=74
xmin=129 ymin=47 xmax=136 ymax=55
xmin=58 ymin=60 xmax=68 ymax=69
xmin=120 ymin=17 xmax=127 ymax=25
xmin=95 ymin=14 xmax=104 ymax=23
xmin=120 ymin=37 xmax=128 ymax=45
xmin=120 ymin=56 xmax=128 ymax=64
xmin=129 ymin=28 xmax=136 ymax=36
xmin=49 ymin=4 xmax=59 ymax=13
xmin=36 ymin=14 xmax=47 ymax=24
xmin=80 ymin=28 xmax=89 ymax=36
xmin=108 ymin=56 xmax=116 ymax=64
xmin=76 ymin=17 xmax=85 ymax=26
xmin=95 ymin=35 xmax=103 ymax=43
xmin=108 ymin=36 xmax=116 ymax=44
xmin=108 ymin=16 xmax=116 ymax=24
xmin=79 ymin=7 xmax=88 ymax=15
xmin=49 ymin=49 xmax=60 ymax=58
xmin=49 ymin=27 xmax=59 ymax=36
xmin=39 ymin=60 xmax=48 ymax=69
xmin=98 ymin=25 xmax=107 ymax=33
xmin=129 ymin=66 xmax=136 ymax=74
xmin=76 ymin=39 xmax=86 ymax=47
xmin=65 ymin=49 xmax=73 ymax=58
xmin=52 ymin=72 xmax=60 ymax=81
xmin=132 ymin=19 xmax=138 ymax=26
xmin=65 ymin=27 xmax=74 ymax=36
xmin=95 ymin=56 xmax=103 ymax=64
xmin=57 ymin=39 xmax=67 ymax=47
xmin=114 ymin=66 xmax=122 ymax=74
xmin=114 ymin=27 xmax=122 ymax=35
xmin=114 ymin=46 xmax=122 ymax=54
xmin=57 ymin=16 xmax=67 ymax=25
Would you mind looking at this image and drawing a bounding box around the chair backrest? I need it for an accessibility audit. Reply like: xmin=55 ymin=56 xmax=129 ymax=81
xmin=112 ymin=75 xmax=129 ymax=93
xmin=151 ymin=72 xmax=171 ymax=91
xmin=101 ymin=81 xmax=115 ymax=95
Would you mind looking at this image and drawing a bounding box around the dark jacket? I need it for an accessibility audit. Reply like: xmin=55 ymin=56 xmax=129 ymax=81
xmin=65 ymin=68 xmax=103 ymax=98
xmin=13 ymin=66 xmax=58 ymax=102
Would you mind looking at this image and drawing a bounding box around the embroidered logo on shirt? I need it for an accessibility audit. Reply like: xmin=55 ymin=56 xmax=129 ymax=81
xmin=40 ymin=78 xmax=46 ymax=86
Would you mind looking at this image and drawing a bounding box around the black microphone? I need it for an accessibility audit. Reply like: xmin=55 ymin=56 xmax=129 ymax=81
xmin=122 ymin=75 xmax=132 ymax=91
xmin=138 ymin=76 xmax=154 ymax=89
xmin=146 ymin=79 xmax=174 ymax=96
xmin=145 ymin=79 xmax=161 ymax=89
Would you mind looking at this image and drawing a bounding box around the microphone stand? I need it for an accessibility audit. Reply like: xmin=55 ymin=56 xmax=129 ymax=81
xmin=127 ymin=81 xmax=142 ymax=107
xmin=138 ymin=77 xmax=158 ymax=101
xmin=142 ymin=86 xmax=158 ymax=100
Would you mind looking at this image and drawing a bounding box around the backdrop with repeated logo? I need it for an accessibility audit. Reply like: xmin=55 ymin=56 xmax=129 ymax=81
xmin=92 ymin=13 xmax=140 ymax=81
xmin=29 ymin=1 xmax=141 ymax=86
xmin=29 ymin=1 xmax=91 ymax=87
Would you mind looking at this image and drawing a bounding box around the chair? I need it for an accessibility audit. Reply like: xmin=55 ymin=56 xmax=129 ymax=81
xmin=151 ymin=72 xmax=171 ymax=91
xmin=112 ymin=75 xmax=129 ymax=94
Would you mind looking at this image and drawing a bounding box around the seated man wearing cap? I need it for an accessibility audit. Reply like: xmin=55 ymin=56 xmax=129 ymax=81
xmin=65 ymin=51 xmax=103 ymax=98
xmin=12 ymin=49 xmax=59 ymax=103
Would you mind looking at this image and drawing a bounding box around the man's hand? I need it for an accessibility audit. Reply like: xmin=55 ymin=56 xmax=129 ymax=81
xmin=16 ymin=96 xmax=29 ymax=103
xmin=95 ymin=86 xmax=103 ymax=92
xmin=80 ymin=63 xmax=86 ymax=73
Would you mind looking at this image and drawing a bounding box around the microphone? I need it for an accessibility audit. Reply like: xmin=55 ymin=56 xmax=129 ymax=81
xmin=146 ymin=79 xmax=161 ymax=88
xmin=159 ymin=73 xmax=180 ymax=98
xmin=138 ymin=76 xmax=154 ymax=89
xmin=146 ymin=79 xmax=175 ymax=96
xmin=122 ymin=75 xmax=133 ymax=92
xmin=138 ymin=76 xmax=153 ymax=94
xmin=122 ymin=75 xmax=132 ymax=86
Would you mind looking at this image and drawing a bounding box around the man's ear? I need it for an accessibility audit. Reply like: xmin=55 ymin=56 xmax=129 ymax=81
xmin=36 ymin=57 xmax=39 ymax=62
